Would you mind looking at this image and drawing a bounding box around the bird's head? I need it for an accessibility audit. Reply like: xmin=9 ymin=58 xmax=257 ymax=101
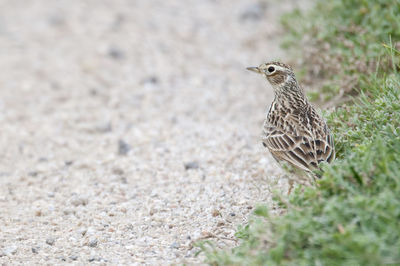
xmin=247 ymin=61 xmax=296 ymax=89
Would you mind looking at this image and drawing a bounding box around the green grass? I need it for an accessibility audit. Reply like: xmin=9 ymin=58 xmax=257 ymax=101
xmin=281 ymin=0 xmax=400 ymax=103
xmin=198 ymin=0 xmax=400 ymax=265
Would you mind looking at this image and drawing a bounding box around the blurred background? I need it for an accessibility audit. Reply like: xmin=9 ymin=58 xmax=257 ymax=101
xmin=0 ymin=0 xmax=306 ymax=264
xmin=0 ymin=0 xmax=305 ymax=170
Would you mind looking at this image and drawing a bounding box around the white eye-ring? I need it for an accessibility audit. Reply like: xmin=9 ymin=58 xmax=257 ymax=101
xmin=267 ymin=66 xmax=275 ymax=73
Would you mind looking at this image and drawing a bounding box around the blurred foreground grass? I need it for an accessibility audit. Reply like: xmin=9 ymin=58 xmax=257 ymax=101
xmin=198 ymin=0 xmax=400 ymax=264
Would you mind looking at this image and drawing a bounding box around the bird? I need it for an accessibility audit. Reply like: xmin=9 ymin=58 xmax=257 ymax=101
xmin=247 ymin=61 xmax=335 ymax=186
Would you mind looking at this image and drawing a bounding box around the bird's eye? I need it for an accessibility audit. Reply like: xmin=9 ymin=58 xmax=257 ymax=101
xmin=267 ymin=66 xmax=275 ymax=73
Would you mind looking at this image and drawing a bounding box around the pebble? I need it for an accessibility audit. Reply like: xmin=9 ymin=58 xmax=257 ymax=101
xmin=112 ymin=167 xmax=124 ymax=175
xmin=118 ymin=139 xmax=131 ymax=156
xmin=212 ymin=209 xmax=221 ymax=217
xmin=63 ymin=208 xmax=75 ymax=215
xmin=38 ymin=157 xmax=48 ymax=162
xmin=31 ymin=247 xmax=40 ymax=254
xmin=86 ymin=227 xmax=96 ymax=236
xmin=89 ymin=238 xmax=98 ymax=247
xmin=28 ymin=171 xmax=38 ymax=177
xmin=184 ymin=161 xmax=199 ymax=170
xmin=2 ymin=246 xmax=18 ymax=256
xmin=78 ymin=227 xmax=88 ymax=236
xmin=142 ymin=75 xmax=159 ymax=85
xmin=88 ymin=256 xmax=105 ymax=262
xmin=46 ymin=238 xmax=55 ymax=246
xmin=71 ymin=196 xmax=89 ymax=206
xmin=217 ymin=221 xmax=225 ymax=227
xmin=125 ymin=245 xmax=135 ymax=250
xmin=57 ymin=256 xmax=66 ymax=261
xmin=95 ymin=121 xmax=112 ymax=133
xmin=88 ymin=257 xmax=98 ymax=262
xmin=107 ymin=46 xmax=125 ymax=60
xmin=69 ymin=255 xmax=78 ymax=261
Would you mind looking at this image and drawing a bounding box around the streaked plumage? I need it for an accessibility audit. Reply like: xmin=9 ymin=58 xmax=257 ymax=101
xmin=247 ymin=62 xmax=335 ymax=176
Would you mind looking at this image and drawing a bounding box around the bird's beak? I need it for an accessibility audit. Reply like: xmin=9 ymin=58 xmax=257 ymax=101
xmin=246 ymin=66 xmax=262 ymax=74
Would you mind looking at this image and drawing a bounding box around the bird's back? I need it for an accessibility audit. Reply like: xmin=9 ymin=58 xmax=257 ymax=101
xmin=262 ymin=100 xmax=335 ymax=173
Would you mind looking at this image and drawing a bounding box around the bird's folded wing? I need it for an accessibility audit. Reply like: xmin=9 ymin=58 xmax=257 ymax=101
xmin=263 ymin=128 xmax=335 ymax=172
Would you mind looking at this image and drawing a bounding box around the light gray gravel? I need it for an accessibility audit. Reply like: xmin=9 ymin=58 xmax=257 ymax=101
xmin=0 ymin=0 xmax=307 ymax=264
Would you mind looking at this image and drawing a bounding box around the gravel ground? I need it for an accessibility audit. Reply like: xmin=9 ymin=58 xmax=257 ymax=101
xmin=0 ymin=0 xmax=306 ymax=264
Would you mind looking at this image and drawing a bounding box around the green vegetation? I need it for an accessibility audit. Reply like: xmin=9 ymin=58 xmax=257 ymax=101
xmin=198 ymin=0 xmax=400 ymax=265
xmin=281 ymin=0 xmax=400 ymax=103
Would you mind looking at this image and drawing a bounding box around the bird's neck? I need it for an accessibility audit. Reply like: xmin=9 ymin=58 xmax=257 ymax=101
xmin=273 ymin=82 xmax=307 ymax=109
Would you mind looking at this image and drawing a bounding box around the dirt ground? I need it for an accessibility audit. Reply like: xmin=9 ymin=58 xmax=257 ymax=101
xmin=0 ymin=0 xmax=306 ymax=264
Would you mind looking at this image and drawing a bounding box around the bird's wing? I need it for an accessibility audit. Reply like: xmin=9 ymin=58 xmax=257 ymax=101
xmin=262 ymin=126 xmax=335 ymax=172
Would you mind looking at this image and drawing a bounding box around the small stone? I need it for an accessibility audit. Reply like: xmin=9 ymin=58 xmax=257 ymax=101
xmin=3 ymin=246 xmax=18 ymax=255
xmin=184 ymin=161 xmax=199 ymax=170
xmin=230 ymin=212 xmax=236 ymax=216
xmin=89 ymin=88 xmax=98 ymax=96
xmin=118 ymin=139 xmax=131 ymax=156
xmin=217 ymin=221 xmax=225 ymax=227
xmin=89 ymin=238 xmax=98 ymax=247
xmin=46 ymin=238 xmax=55 ymax=246
xmin=31 ymin=246 xmax=39 ymax=254
xmin=71 ymin=196 xmax=89 ymax=206
xmin=108 ymin=46 xmax=125 ymax=60
xmin=112 ymin=167 xmax=124 ymax=175
xmin=78 ymin=227 xmax=87 ymax=236
xmin=63 ymin=208 xmax=75 ymax=215
xmin=86 ymin=227 xmax=96 ymax=235
xmin=201 ymin=231 xmax=212 ymax=237
xmin=212 ymin=209 xmax=221 ymax=217
xmin=65 ymin=160 xmax=74 ymax=166
xmin=95 ymin=122 xmax=112 ymax=133
xmin=28 ymin=171 xmax=38 ymax=177
xmin=125 ymin=244 xmax=134 ymax=250
xmin=88 ymin=256 xmax=101 ymax=262
xmin=142 ymin=75 xmax=159 ymax=85
xmin=57 ymin=256 xmax=66 ymax=261
xmin=69 ymin=255 xmax=78 ymax=261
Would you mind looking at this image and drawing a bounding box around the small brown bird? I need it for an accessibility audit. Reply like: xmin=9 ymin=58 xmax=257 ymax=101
xmin=247 ymin=62 xmax=335 ymax=182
